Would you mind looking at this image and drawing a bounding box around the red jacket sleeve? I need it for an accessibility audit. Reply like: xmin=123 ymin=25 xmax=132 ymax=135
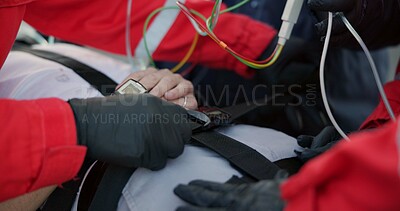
xmin=281 ymin=118 xmax=400 ymax=211
xmin=360 ymin=80 xmax=400 ymax=130
xmin=0 ymin=4 xmax=26 ymax=68
xmin=23 ymin=0 xmax=276 ymax=78
xmin=0 ymin=98 xmax=86 ymax=202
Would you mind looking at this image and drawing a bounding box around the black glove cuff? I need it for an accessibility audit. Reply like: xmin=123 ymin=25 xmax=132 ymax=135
xmin=68 ymin=98 xmax=89 ymax=146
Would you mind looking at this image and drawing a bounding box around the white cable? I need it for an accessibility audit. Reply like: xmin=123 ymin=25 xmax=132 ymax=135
xmin=320 ymin=12 xmax=351 ymax=141
xmin=126 ymin=0 xmax=136 ymax=71
xmin=339 ymin=13 xmax=396 ymax=122
xmin=48 ymin=36 xmax=55 ymax=45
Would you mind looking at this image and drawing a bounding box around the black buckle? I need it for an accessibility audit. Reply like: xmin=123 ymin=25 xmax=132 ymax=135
xmin=188 ymin=107 xmax=231 ymax=132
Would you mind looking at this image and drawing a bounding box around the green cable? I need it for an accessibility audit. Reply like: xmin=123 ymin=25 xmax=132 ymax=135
xmin=221 ymin=0 xmax=250 ymax=14
xmin=209 ymin=0 xmax=221 ymax=30
xmin=189 ymin=9 xmax=207 ymax=22
xmin=143 ymin=6 xmax=178 ymax=67
xmin=143 ymin=6 xmax=208 ymax=68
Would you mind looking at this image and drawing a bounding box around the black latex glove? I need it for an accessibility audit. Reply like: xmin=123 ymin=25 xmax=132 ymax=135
xmin=174 ymin=171 xmax=288 ymax=211
xmin=256 ymin=36 xmax=321 ymax=88
xmin=308 ymin=0 xmax=400 ymax=49
xmin=68 ymin=94 xmax=191 ymax=170
xmin=295 ymin=126 xmax=342 ymax=162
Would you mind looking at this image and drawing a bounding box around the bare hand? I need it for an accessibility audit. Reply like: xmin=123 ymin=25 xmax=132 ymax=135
xmin=117 ymin=67 xmax=198 ymax=110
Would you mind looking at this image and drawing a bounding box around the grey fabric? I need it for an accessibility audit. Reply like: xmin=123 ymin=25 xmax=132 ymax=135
xmin=325 ymin=48 xmax=390 ymax=131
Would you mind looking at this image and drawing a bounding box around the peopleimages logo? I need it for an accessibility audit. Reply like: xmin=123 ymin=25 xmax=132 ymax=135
xmin=77 ymin=83 xmax=320 ymax=108
xmin=194 ymin=83 xmax=319 ymax=107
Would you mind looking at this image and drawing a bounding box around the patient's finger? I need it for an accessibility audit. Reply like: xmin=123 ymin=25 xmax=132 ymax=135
xmin=116 ymin=67 xmax=157 ymax=90
xmin=164 ymin=79 xmax=194 ymax=100
xmin=169 ymin=94 xmax=198 ymax=110
xmin=139 ymin=69 xmax=171 ymax=92
xmin=131 ymin=67 xmax=158 ymax=80
xmin=149 ymin=72 xmax=182 ymax=97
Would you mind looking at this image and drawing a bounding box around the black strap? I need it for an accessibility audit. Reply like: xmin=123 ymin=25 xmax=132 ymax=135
xmin=189 ymin=96 xmax=283 ymax=181
xmin=77 ymin=162 xmax=109 ymax=211
xmin=222 ymin=100 xmax=267 ymax=122
xmin=15 ymin=48 xmax=117 ymax=95
xmin=88 ymin=165 xmax=136 ymax=211
xmin=191 ymin=131 xmax=280 ymax=180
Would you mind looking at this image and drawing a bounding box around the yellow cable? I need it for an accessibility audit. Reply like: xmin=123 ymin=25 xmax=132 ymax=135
xmin=171 ymin=33 xmax=199 ymax=73
xmin=244 ymin=45 xmax=283 ymax=69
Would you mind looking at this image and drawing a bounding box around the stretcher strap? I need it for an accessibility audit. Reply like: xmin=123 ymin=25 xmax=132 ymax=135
xmin=15 ymin=48 xmax=118 ymax=95
xmin=88 ymin=165 xmax=136 ymax=211
xmin=192 ymin=131 xmax=281 ymax=180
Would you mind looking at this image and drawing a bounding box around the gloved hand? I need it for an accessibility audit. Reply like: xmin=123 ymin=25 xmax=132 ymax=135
xmin=308 ymin=0 xmax=400 ymax=49
xmin=68 ymin=94 xmax=191 ymax=170
xmin=295 ymin=126 xmax=342 ymax=162
xmin=174 ymin=171 xmax=288 ymax=211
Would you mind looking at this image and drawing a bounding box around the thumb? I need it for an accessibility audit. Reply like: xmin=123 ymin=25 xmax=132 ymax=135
xmin=311 ymin=126 xmax=338 ymax=148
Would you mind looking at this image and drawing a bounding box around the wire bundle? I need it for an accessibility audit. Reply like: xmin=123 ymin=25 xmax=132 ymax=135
xmin=176 ymin=0 xmax=283 ymax=69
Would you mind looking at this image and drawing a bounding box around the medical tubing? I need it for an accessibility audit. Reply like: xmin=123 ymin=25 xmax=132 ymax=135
xmin=143 ymin=6 xmax=203 ymax=71
xmin=209 ymin=0 xmax=250 ymax=30
xmin=320 ymin=12 xmax=350 ymax=141
xmin=125 ymin=0 xmax=136 ymax=70
xmin=339 ymin=13 xmax=396 ymax=122
xmin=171 ymin=33 xmax=199 ymax=73
xmin=177 ymin=1 xmax=282 ymax=68
xmin=209 ymin=0 xmax=222 ymax=30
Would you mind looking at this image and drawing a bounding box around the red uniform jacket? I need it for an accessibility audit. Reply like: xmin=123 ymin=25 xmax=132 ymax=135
xmin=0 ymin=0 xmax=275 ymax=202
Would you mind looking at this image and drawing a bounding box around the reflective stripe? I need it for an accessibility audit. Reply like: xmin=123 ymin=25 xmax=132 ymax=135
xmin=134 ymin=0 xmax=185 ymax=60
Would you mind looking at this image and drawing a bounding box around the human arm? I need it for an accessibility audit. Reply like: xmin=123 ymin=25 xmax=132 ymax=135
xmin=0 ymin=94 xmax=191 ymax=202
xmin=22 ymin=0 xmax=276 ymax=78
xmin=0 ymin=3 xmax=26 ymax=68
xmin=0 ymin=98 xmax=86 ymax=202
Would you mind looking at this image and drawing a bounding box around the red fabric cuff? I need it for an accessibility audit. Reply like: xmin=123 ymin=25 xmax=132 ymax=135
xmin=29 ymin=99 xmax=86 ymax=191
